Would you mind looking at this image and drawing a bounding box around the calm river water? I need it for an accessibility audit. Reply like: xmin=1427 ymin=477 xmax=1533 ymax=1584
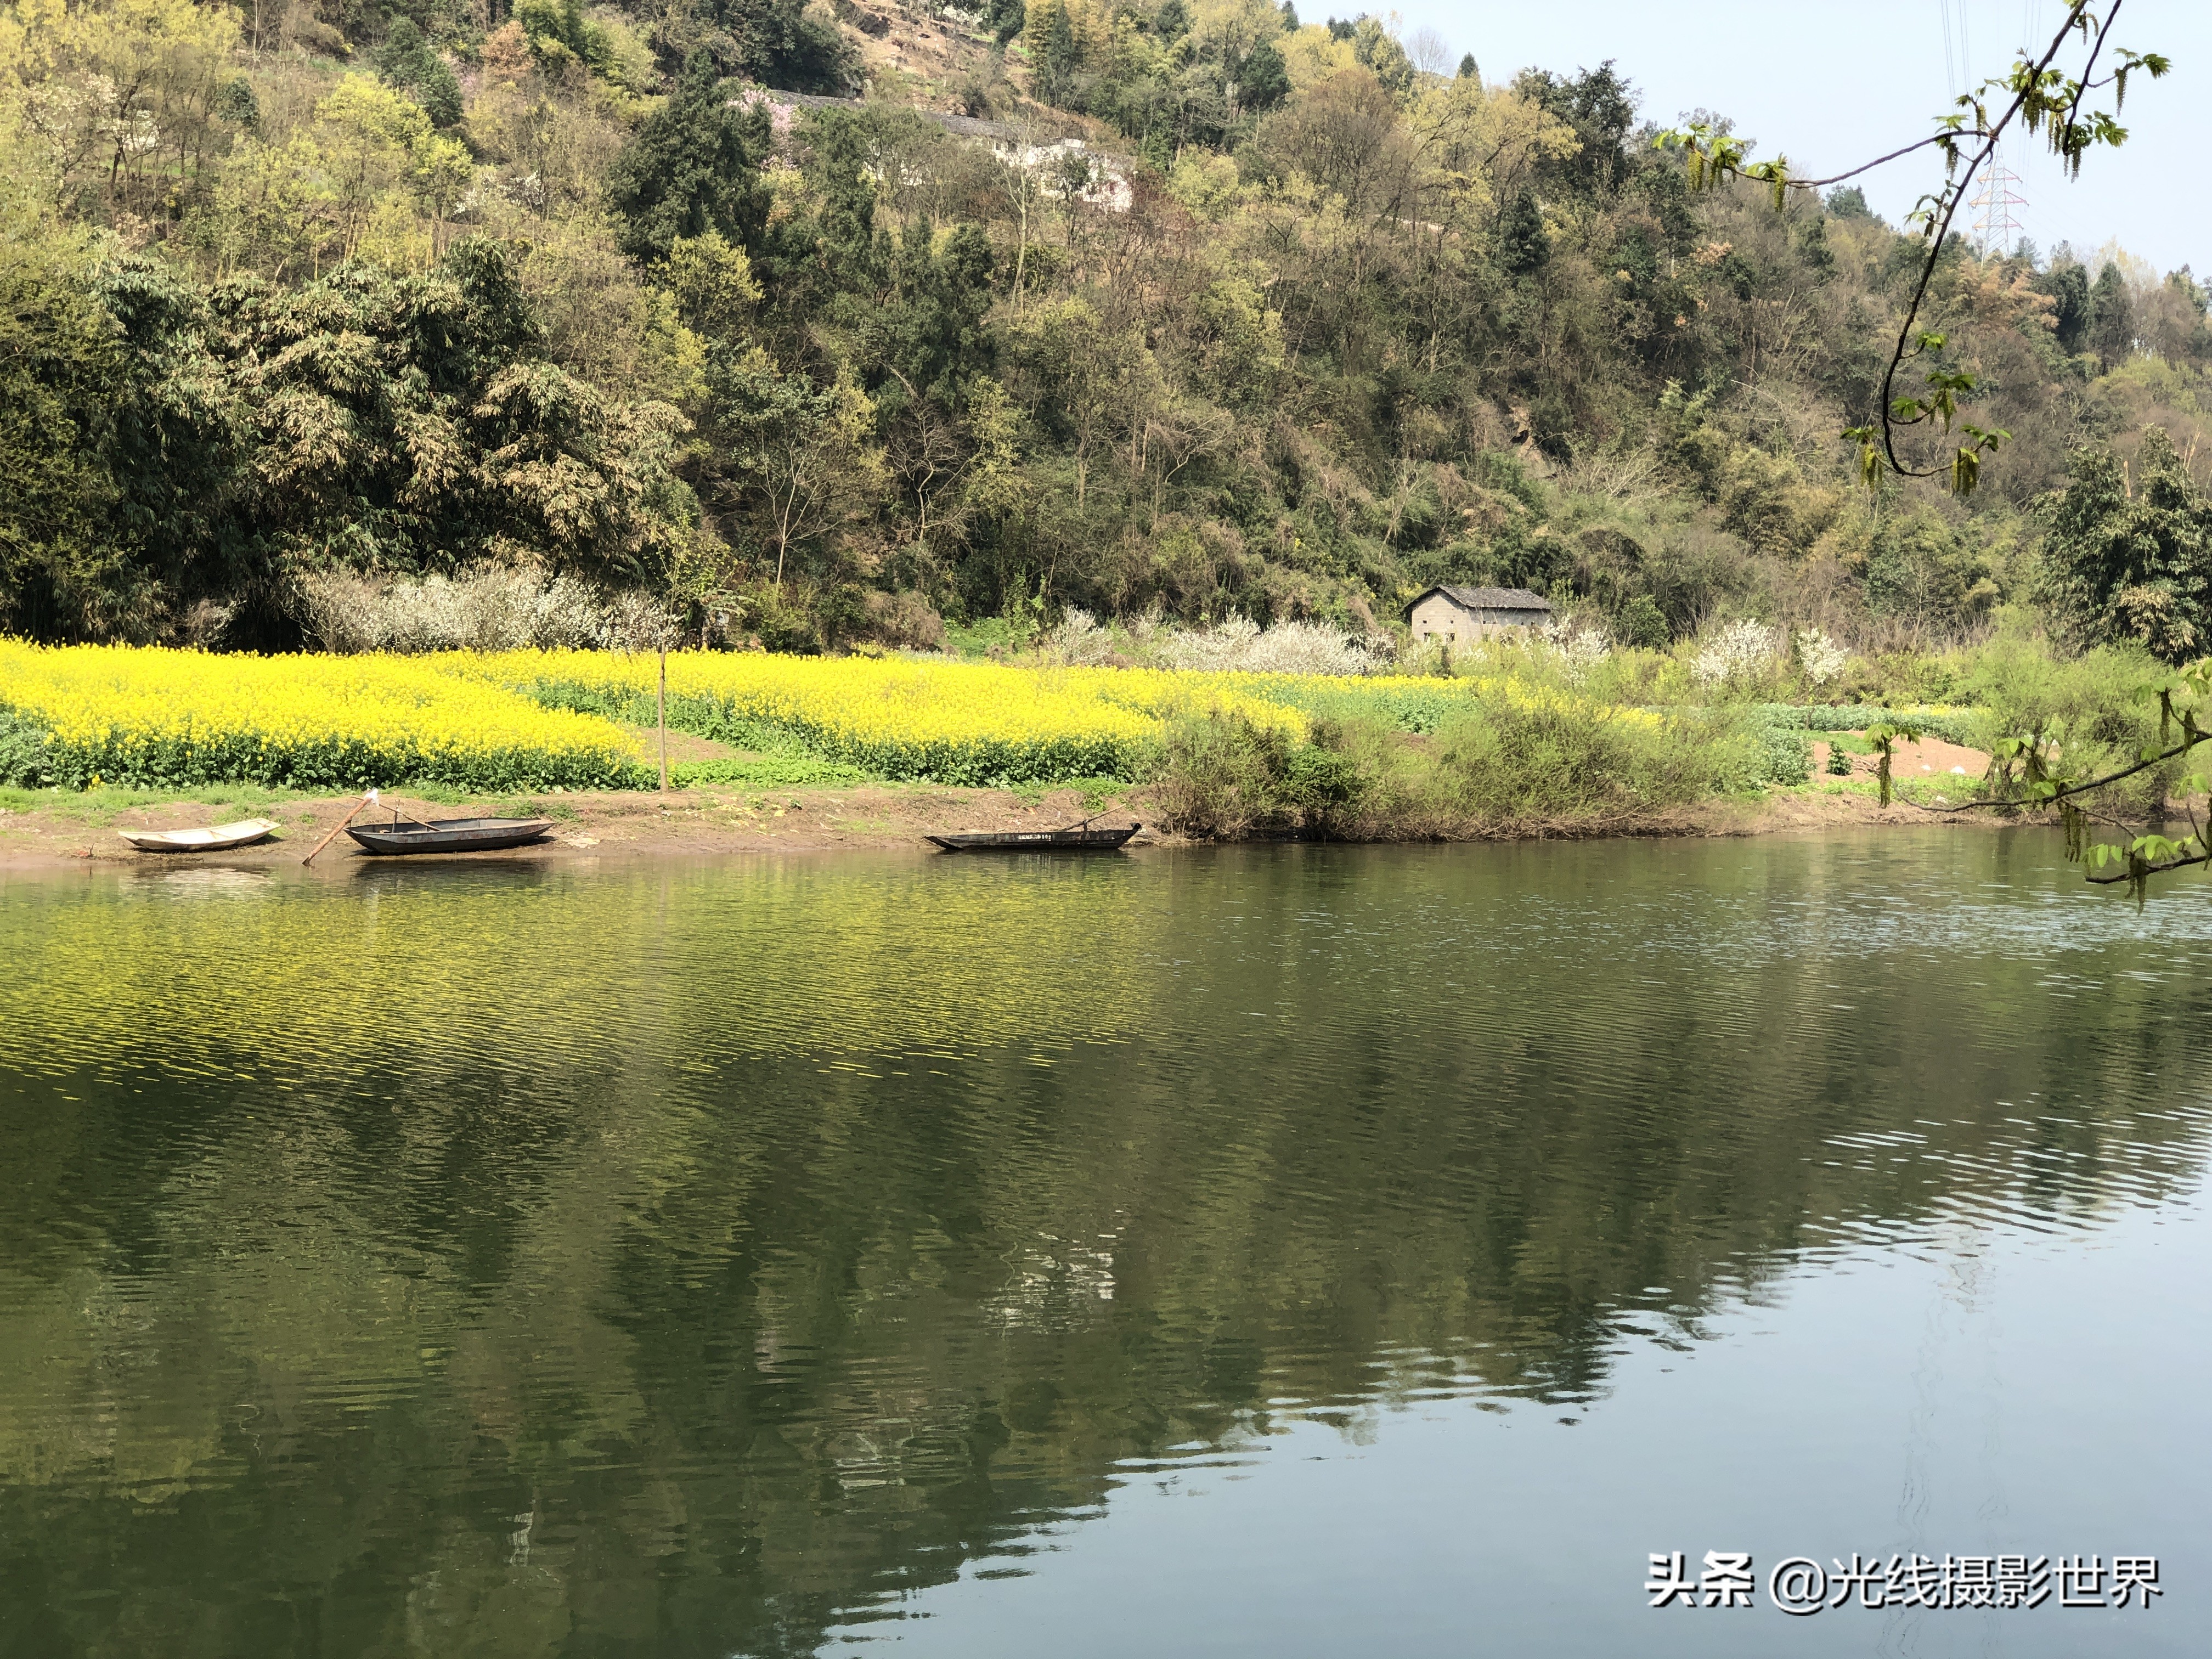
xmin=1 ymin=831 xmax=2207 ymax=1657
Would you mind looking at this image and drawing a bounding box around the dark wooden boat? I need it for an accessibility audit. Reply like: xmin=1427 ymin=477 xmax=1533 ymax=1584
xmin=346 ymin=816 xmax=555 ymax=856
xmin=926 ymin=823 xmax=1141 ymax=853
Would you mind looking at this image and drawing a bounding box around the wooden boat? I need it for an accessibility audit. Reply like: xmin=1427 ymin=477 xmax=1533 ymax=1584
xmin=116 ymin=817 xmax=281 ymax=853
xmin=926 ymin=823 xmax=1142 ymax=853
xmin=345 ymin=816 xmax=555 ymax=856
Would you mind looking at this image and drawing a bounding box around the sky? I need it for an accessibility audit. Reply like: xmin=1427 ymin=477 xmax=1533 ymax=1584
xmin=1380 ymin=0 xmax=2208 ymax=278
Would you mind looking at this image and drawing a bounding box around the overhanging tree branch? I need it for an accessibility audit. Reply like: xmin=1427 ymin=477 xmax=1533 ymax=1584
xmin=1651 ymin=1 xmax=2168 ymax=496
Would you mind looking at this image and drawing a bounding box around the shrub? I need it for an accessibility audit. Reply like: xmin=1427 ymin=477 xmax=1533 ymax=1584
xmin=1959 ymin=636 xmax=2170 ymax=812
xmin=1152 ymin=614 xmax=1390 ymax=676
xmin=1750 ymin=719 xmax=1812 ymax=786
xmin=0 ymin=710 xmax=54 ymax=787
xmin=296 ymin=569 xmax=621 ymax=654
xmin=1617 ymin=594 xmax=1669 ymax=650
xmin=1432 ymin=696 xmax=1752 ymax=830
xmin=1793 ymin=627 xmax=1848 ymax=686
xmin=1691 ymin=618 xmax=1779 ymax=690
xmin=1148 ymin=712 xmax=1368 ymax=838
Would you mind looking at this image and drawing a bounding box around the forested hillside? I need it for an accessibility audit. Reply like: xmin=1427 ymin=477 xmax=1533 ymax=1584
xmin=4 ymin=0 xmax=2208 ymax=653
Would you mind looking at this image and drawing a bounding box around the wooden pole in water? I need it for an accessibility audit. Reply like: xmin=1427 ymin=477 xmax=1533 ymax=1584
xmin=302 ymin=788 xmax=377 ymax=866
xmin=658 ymin=646 xmax=669 ymax=792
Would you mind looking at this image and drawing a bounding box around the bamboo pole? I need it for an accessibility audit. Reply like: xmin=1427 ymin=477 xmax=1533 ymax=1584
xmin=302 ymin=788 xmax=377 ymax=866
xmin=657 ymin=646 xmax=669 ymax=793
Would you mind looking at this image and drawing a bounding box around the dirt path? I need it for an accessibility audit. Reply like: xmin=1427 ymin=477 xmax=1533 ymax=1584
xmin=1813 ymin=735 xmax=1993 ymax=787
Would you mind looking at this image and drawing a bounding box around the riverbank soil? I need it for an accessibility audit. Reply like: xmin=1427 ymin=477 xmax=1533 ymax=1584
xmin=0 ymin=783 xmax=1159 ymax=866
xmin=0 ymin=763 xmax=2018 ymax=870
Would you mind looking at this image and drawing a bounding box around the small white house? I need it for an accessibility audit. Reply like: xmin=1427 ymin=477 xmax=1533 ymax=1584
xmin=1404 ymin=586 xmax=1554 ymax=645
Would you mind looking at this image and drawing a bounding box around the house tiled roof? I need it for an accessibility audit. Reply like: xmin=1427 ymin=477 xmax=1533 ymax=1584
xmin=1407 ymin=585 xmax=1554 ymax=615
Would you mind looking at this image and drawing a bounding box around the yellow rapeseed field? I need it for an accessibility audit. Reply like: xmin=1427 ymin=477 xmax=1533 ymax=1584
xmin=466 ymin=650 xmax=1310 ymax=783
xmin=0 ymin=642 xmax=648 ymax=791
xmin=2 ymin=641 xmax=1656 ymax=793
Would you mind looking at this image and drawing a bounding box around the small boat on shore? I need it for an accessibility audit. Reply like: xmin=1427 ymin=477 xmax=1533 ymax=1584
xmin=926 ymin=823 xmax=1142 ymax=853
xmin=117 ymin=818 xmax=281 ymax=853
xmin=346 ymin=817 xmax=554 ymax=856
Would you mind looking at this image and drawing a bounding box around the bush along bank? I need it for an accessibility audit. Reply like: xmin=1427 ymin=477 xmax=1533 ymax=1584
xmin=1147 ymin=698 xmax=1773 ymax=842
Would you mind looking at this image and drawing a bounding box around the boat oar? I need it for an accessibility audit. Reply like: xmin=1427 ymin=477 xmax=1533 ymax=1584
xmin=302 ymin=788 xmax=379 ymax=866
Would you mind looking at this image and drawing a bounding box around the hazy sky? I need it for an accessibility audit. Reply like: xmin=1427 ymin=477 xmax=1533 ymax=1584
xmin=1378 ymin=0 xmax=2206 ymax=276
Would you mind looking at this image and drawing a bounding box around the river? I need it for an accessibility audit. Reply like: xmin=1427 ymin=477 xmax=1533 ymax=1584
xmin=0 ymin=831 xmax=2205 ymax=1656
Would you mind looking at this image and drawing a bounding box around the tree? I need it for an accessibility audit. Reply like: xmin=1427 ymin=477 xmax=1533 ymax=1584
xmin=711 ymin=0 xmax=854 ymax=93
xmin=1239 ymin=39 xmax=1290 ymax=114
xmin=703 ymin=351 xmax=882 ymax=589
xmin=311 ymin=75 xmax=470 ymax=263
xmin=371 ymin=19 xmax=463 ymax=128
xmin=0 ymin=214 xmax=135 ymax=640
xmin=1498 ymin=187 xmax=1547 ymax=275
xmin=2035 ymin=257 xmax=2093 ymax=352
xmin=607 ymin=53 xmax=770 ymax=263
xmin=2040 ymin=430 xmax=2212 ymax=662
xmin=2086 ymin=260 xmax=2135 ymax=369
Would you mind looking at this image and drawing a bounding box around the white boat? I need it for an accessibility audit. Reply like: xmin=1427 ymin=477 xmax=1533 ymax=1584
xmin=116 ymin=818 xmax=281 ymax=853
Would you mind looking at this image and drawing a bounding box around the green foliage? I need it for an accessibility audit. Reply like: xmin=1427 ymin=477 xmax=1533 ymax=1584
xmin=1149 ymin=710 xmax=1365 ymax=838
xmin=943 ymin=616 xmax=1037 ymax=658
xmin=1961 ymin=635 xmax=2166 ymax=813
xmin=517 ymin=0 xmax=611 ymax=77
xmin=1617 ymin=595 xmax=1670 ymax=650
xmin=608 ymin=54 xmax=772 ymax=263
xmin=715 ymin=0 xmax=855 ymax=91
xmin=32 ymin=726 xmax=651 ymax=794
xmin=0 ymin=235 xmax=696 ymax=645
xmin=1432 ymin=701 xmax=1753 ymax=826
xmin=1748 ymin=718 xmax=1812 ymax=786
xmin=672 ymin=753 xmax=874 ymax=786
xmin=2035 ymin=259 xmax=2092 ymax=353
xmin=1853 ymin=510 xmax=1999 ymax=629
xmin=0 ymin=220 xmax=134 ymax=642
xmin=373 ymin=19 xmax=464 ymax=127
xmin=2039 ymin=427 xmax=2212 ymax=662
xmin=0 ymin=712 xmax=54 ymax=788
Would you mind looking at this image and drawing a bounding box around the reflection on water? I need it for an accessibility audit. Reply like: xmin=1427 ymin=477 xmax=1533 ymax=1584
xmin=1 ymin=832 xmax=2208 ymax=1657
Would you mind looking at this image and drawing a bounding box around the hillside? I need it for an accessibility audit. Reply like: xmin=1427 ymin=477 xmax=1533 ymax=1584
xmin=3 ymin=0 xmax=2208 ymax=654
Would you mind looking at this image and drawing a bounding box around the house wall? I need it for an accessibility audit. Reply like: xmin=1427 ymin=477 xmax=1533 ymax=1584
xmin=1409 ymin=595 xmax=1547 ymax=642
xmin=1408 ymin=594 xmax=1469 ymax=643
